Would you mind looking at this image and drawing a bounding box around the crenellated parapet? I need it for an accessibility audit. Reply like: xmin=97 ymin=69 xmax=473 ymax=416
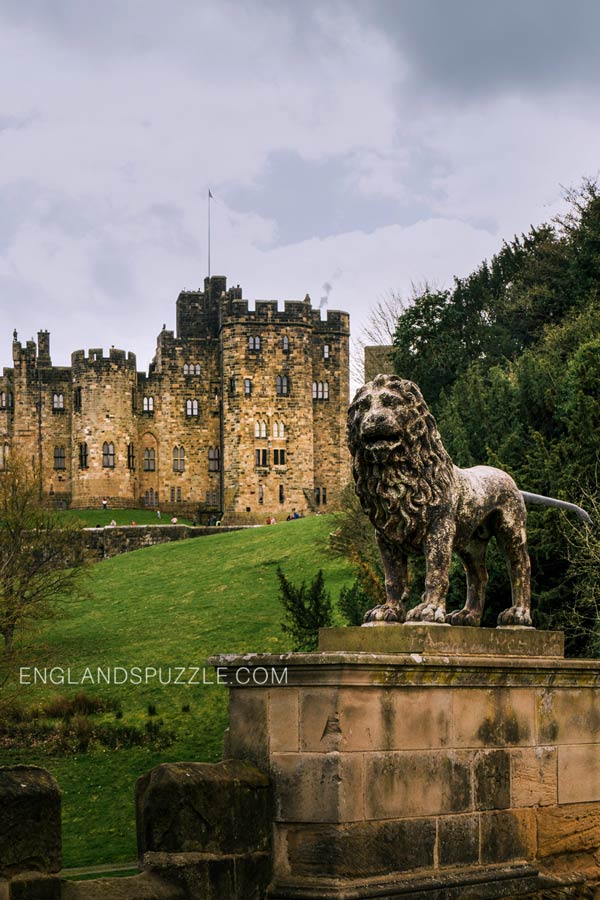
xmin=71 ymin=348 xmax=137 ymax=374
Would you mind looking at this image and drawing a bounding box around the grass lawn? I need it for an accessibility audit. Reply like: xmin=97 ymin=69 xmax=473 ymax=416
xmin=56 ymin=508 xmax=194 ymax=527
xmin=0 ymin=514 xmax=353 ymax=867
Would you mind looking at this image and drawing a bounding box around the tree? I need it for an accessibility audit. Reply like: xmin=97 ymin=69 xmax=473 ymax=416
xmin=277 ymin=567 xmax=333 ymax=651
xmin=0 ymin=455 xmax=88 ymax=654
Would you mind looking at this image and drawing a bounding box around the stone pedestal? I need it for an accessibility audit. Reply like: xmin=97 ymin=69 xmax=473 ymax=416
xmin=211 ymin=625 xmax=600 ymax=899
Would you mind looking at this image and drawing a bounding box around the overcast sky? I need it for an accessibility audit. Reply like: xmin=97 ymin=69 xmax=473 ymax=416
xmin=1 ymin=0 xmax=600 ymax=386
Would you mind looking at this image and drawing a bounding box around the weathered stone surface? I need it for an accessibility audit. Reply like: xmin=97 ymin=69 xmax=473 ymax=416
xmin=319 ymin=625 xmax=564 ymax=658
xmin=452 ymin=688 xmax=534 ymax=748
xmin=140 ymin=851 xmax=270 ymax=900
xmin=537 ymin=687 xmax=600 ymax=745
xmin=299 ymin=686 xmax=451 ymax=753
xmin=364 ymin=751 xmax=471 ymax=818
xmin=536 ymin=802 xmax=600 ymax=858
xmin=1 ymin=874 xmax=61 ymax=900
xmin=474 ymin=749 xmax=511 ymax=810
xmin=61 ymin=871 xmax=181 ymax=900
xmin=269 ymin=688 xmax=299 ymax=753
xmin=284 ymin=819 xmax=436 ymax=878
xmin=558 ymin=744 xmax=600 ymax=804
xmin=480 ymin=809 xmax=536 ymax=865
xmin=226 ymin=689 xmax=269 ymax=769
xmin=510 ymin=747 xmax=557 ymax=808
xmin=438 ymin=814 xmax=480 ymax=867
xmin=271 ymin=753 xmax=363 ymax=823
xmin=0 ymin=766 xmax=61 ymax=877
xmin=135 ymin=760 xmax=271 ymax=857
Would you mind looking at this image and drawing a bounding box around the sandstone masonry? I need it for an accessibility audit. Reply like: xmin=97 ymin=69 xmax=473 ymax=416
xmin=0 ymin=276 xmax=350 ymax=523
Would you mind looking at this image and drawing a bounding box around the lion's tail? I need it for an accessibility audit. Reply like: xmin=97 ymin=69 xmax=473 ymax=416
xmin=520 ymin=491 xmax=592 ymax=524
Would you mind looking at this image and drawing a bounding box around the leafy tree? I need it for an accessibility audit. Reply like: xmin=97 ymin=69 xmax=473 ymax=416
xmin=277 ymin=567 xmax=333 ymax=651
xmin=0 ymin=456 xmax=88 ymax=655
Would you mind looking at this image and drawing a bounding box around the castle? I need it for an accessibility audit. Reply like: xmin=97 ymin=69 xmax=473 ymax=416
xmin=0 ymin=275 xmax=350 ymax=523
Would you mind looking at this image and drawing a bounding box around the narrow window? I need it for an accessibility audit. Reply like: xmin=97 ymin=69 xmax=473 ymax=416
xmin=183 ymin=363 xmax=189 ymax=375
xmin=255 ymin=421 xmax=260 ymax=438
xmin=273 ymin=421 xmax=279 ymax=439
xmin=312 ymin=381 xmax=317 ymax=400
xmin=255 ymin=448 xmax=268 ymax=467
xmin=143 ymin=447 xmax=155 ymax=471
xmin=177 ymin=487 xmax=182 ymax=502
xmin=255 ymin=335 xmax=261 ymax=350
xmin=258 ymin=484 xmax=264 ymax=504
xmin=282 ymin=335 xmax=289 ymax=353
xmin=171 ymin=487 xmax=175 ymax=502
xmin=186 ymin=399 xmax=199 ymax=416
xmin=102 ymin=442 xmax=115 ymax=468
xmin=192 ymin=399 xmax=198 ymax=416
xmin=195 ymin=364 xmax=201 ymax=375
xmin=229 ymin=377 xmax=235 ymax=394
xmin=280 ymin=421 xmax=285 ymax=438
xmin=7 ymin=393 xmax=12 ymax=408
xmin=53 ymin=393 xmax=64 ymax=410
xmin=1 ymin=392 xmax=6 ymax=408
xmin=208 ymin=447 xmax=220 ymax=472
xmin=143 ymin=396 xmax=154 ymax=413
xmin=244 ymin=378 xmax=252 ymax=397
xmin=127 ymin=443 xmax=135 ymax=470
xmin=261 ymin=421 xmax=267 ymax=439
xmin=318 ymin=381 xmax=323 ymax=399
xmin=323 ymin=381 xmax=329 ymax=400
xmin=248 ymin=336 xmax=255 ymax=350
xmin=276 ymin=375 xmax=282 ymax=395
xmin=173 ymin=446 xmax=185 ymax=472
xmin=322 ymin=487 xmax=327 ymax=505
xmin=324 ymin=344 xmax=330 ymax=359
xmin=74 ymin=387 xmax=82 ymax=412
xmin=315 ymin=487 xmax=321 ymax=506
xmin=79 ymin=442 xmax=89 ymax=469
xmin=282 ymin=375 xmax=289 ymax=396
xmin=279 ymin=484 xmax=285 ymax=504
xmin=54 ymin=446 xmax=66 ymax=470
xmin=274 ymin=449 xmax=286 ymax=466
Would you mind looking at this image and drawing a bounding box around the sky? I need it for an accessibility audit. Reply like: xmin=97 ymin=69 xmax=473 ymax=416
xmin=1 ymin=0 xmax=600 ymax=386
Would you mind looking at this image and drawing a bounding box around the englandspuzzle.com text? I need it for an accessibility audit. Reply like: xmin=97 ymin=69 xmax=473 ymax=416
xmin=18 ymin=665 xmax=288 ymax=687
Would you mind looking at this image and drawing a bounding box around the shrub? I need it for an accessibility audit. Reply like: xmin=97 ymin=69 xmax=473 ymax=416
xmin=277 ymin=567 xmax=333 ymax=651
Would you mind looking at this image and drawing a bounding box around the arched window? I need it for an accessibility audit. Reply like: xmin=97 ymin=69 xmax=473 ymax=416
xmin=208 ymin=447 xmax=220 ymax=472
xmin=183 ymin=364 xmax=189 ymax=375
xmin=195 ymin=364 xmax=201 ymax=375
xmin=143 ymin=447 xmax=155 ymax=471
xmin=79 ymin=442 xmax=88 ymax=469
xmin=312 ymin=381 xmax=317 ymax=400
xmin=282 ymin=335 xmax=289 ymax=353
xmin=143 ymin=396 xmax=154 ymax=413
xmin=280 ymin=421 xmax=285 ymax=438
xmin=323 ymin=381 xmax=329 ymax=400
xmin=102 ymin=442 xmax=115 ymax=468
xmin=317 ymin=381 xmax=323 ymax=400
xmin=173 ymin=446 xmax=185 ymax=473
xmin=255 ymin=421 xmax=261 ymax=438
xmin=1 ymin=392 xmax=5 ymax=408
xmin=53 ymin=393 xmax=64 ymax=410
xmin=7 ymin=393 xmax=12 ymax=408
xmin=261 ymin=421 xmax=267 ymax=438
xmin=186 ymin=399 xmax=199 ymax=417
xmin=273 ymin=421 xmax=279 ymax=439
xmin=324 ymin=344 xmax=330 ymax=359
xmin=276 ymin=375 xmax=283 ymax=396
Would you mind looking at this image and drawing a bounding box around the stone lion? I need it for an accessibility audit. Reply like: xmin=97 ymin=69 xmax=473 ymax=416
xmin=347 ymin=374 xmax=532 ymax=627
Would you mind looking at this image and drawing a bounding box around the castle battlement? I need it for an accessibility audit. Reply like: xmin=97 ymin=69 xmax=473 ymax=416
xmin=71 ymin=348 xmax=137 ymax=369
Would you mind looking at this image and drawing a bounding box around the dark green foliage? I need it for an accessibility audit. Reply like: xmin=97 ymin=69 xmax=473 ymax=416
xmin=277 ymin=567 xmax=333 ymax=651
xmin=338 ymin=579 xmax=369 ymax=626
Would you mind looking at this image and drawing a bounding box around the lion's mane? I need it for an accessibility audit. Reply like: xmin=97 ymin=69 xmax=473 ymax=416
xmin=347 ymin=376 xmax=455 ymax=548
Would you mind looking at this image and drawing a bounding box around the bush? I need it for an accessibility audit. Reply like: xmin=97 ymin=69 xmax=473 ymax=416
xmin=277 ymin=567 xmax=333 ymax=651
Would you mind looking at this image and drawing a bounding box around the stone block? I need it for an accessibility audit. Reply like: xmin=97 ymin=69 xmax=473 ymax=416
xmin=0 ymin=766 xmax=61 ymax=878
xmin=537 ymin=687 xmax=600 ymax=745
xmin=480 ymin=809 xmax=536 ymax=865
xmin=319 ymin=624 xmax=564 ymax=658
xmin=364 ymin=751 xmax=471 ymax=819
xmin=2 ymin=874 xmax=61 ymax=900
xmin=510 ymin=747 xmax=557 ymax=807
xmin=437 ymin=813 xmax=480 ymax=867
xmin=136 ymin=760 xmax=271 ymax=857
xmin=536 ymin=801 xmax=600 ymax=858
xmin=284 ymin=818 xmax=436 ymax=878
xmin=452 ymin=688 xmax=534 ymax=748
xmin=474 ymin=750 xmax=511 ymax=810
xmin=299 ymin=687 xmax=452 ymax=753
xmin=269 ymin=688 xmax=299 ymax=753
xmin=226 ymin=689 xmax=269 ymax=768
xmin=270 ymin=752 xmax=363 ymax=823
xmin=558 ymin=744 xmax=600 ymax=804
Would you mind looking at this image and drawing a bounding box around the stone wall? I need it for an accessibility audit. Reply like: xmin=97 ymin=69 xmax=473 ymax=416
xmin=80 ymin=524 xmax=247 ymax=560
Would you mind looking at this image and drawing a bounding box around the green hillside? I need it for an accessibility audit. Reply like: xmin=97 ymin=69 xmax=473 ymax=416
xmin=0 ymin=515 xmax=353 ymax=867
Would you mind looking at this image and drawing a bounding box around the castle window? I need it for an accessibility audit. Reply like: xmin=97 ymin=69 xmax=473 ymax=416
xmin=185 ymin=399 xmax=199 ymax=417
xmin=279 ymin=421 xmax=285 ymax=438
xmin=244 ymin=378 xmax=252 ymax=397
xmin=255 ymin=448 xmax=268 ymax=468
xmin=282 ymin=335 xmax=289 ymax=353
xmin=131 ymin=388 xmax=136 ymax=413
xmin=322 ymin=487 xmax=327 ymax=505
xmin=177 ymin=487 xmax=182 ymax=502
xmin=195 ymin=364 xmax=201 ymax=375
xmin=312 ymin=381 xmax=317 ymax=400
xmin=274 ymin=449 xmax=286 ymax=466
xmin=74 ymin=387 xmax=82 ymax=412
xmin=258 ymin=484 xmax=264 ymax=504
xmin=173 ymin=446 xmax=185 ymax=473
xmin=324 ymin=344 xmax=330 ymax=359
xmin=103 ymin=442 xmax=115 ymax=468
xmin=323 ymin=381 xmax=329 ymax=400
xmin=183 ymin=364 xmax=189 ymax=375
xmin=53 ymin=446 xmax=66 ymax=470
xmin=171 ymin=487 xmax=175 ymax=502
xmin=229 ymin=377 xmax=235 ymax=394
xmin=279 ymin=485 xmax=285 ymax=504
xmin=127 ymin=443 xmax=135 ymax=470
xmin=276 ymin=375 xmax=289 ymax=396
xmin=145 ymin=487 xmax=158 ymax=507
xmin=248 ymin=335 xmax=261 ymax=352
xmin=315 ymin=487 xmax=321 ymax=506
xmin=1 ymin=392 xmax=5 ymax=408
xmin=7 ymin=393 xmax=12 ymax=409
xmin=261 ymin=421 xmax=267 ymax=438
xmin=0 ymin=443 xmax=8 ymax=470
xmin=254 ymin=421 xmax=260 ymax=438
xmin=143 ymin=396 xmax=154 ymax=414
xmin=143 ymin=447 xmax=155 ymax=471
xmin=79 ymin=442 xmax=88 ymax=469
xmin=208 ymin=446 xmax=220 ymax=472
xmin=53 ymin=393 xmax=64 ymax=411
xmin=317 ymin=381 xmax=323 ymax=400
xmin=273 ymin=421 xmax=279 ymax=439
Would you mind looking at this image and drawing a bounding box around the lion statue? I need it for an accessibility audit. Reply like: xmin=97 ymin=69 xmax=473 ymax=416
xmin=347 ymin=374 xmax=532 ymax=627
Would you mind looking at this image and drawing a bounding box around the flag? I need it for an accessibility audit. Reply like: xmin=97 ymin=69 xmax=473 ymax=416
xmin=209 ymin=189 xmax=213 ymax=199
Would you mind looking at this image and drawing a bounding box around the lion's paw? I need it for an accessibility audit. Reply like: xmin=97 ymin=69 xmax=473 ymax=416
xmin=497 ymin=606 xmax=533 ymax=628
xmin=446 ymin=608 xmax=482 ymax=627
xmin=363 ymin=603 xmax=405 ymax=624
xmin=406 ymin=601 xmax=446 ymax=624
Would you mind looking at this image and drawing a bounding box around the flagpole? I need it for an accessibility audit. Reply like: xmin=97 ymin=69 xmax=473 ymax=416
xmin=208 ymin=189 xmax=211 ymax=280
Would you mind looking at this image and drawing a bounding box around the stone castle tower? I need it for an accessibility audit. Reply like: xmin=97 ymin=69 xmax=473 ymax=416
xmin=0 ymin=276 xmax=350 ymax=523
